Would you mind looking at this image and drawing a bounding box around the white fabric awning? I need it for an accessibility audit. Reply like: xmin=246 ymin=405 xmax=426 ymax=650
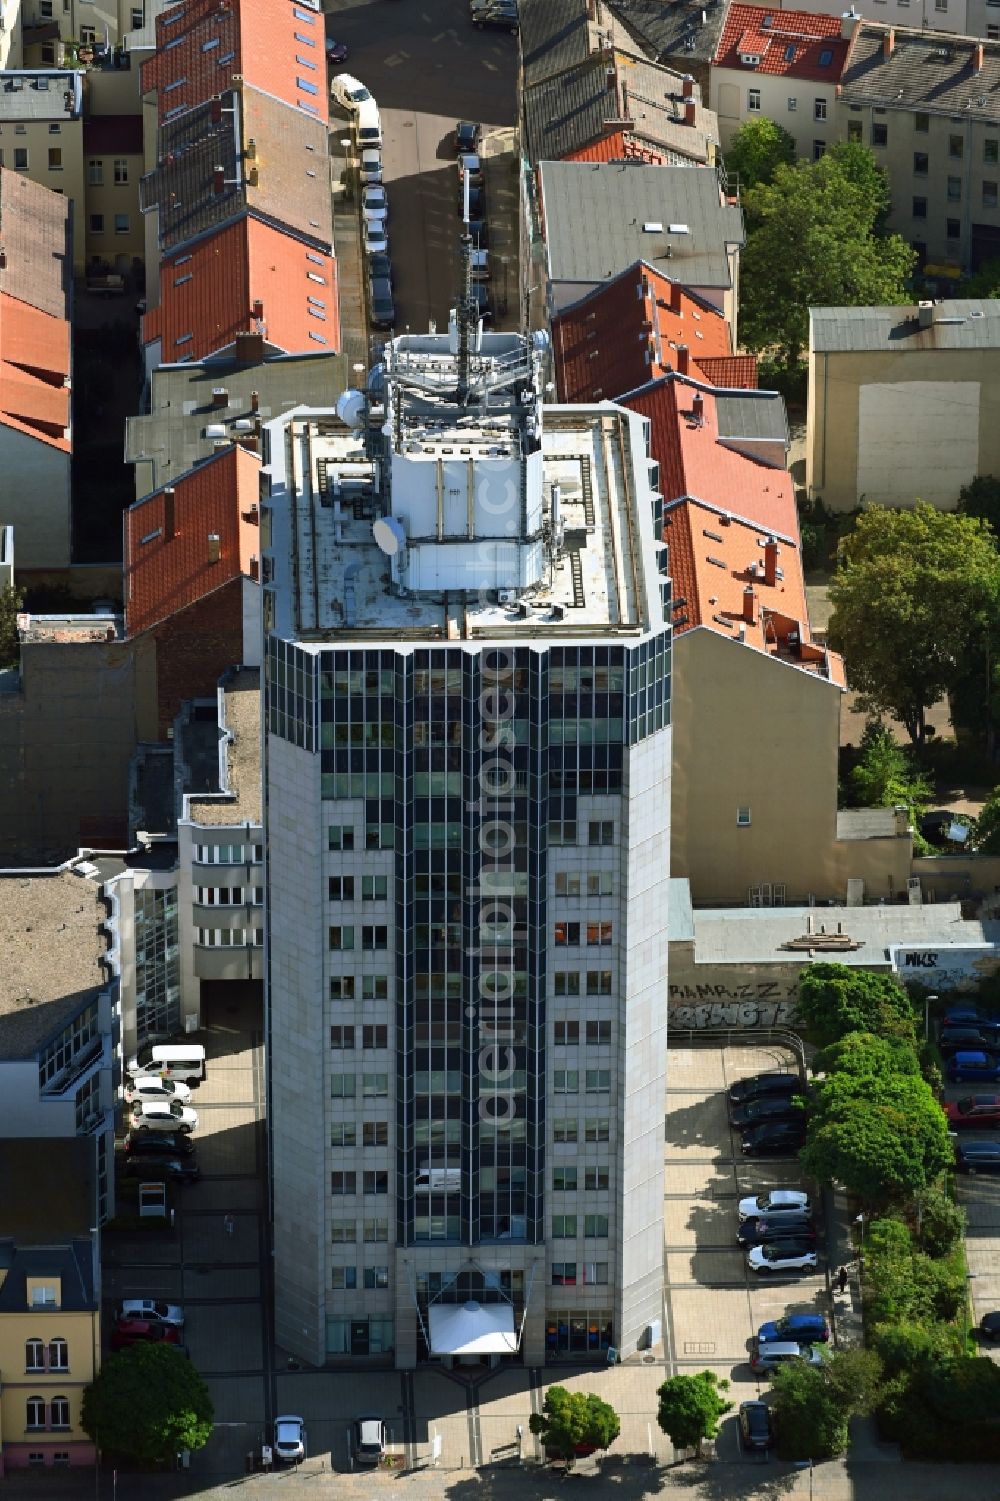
xmin=428 ymin=1300 xmax=518 ymax=1355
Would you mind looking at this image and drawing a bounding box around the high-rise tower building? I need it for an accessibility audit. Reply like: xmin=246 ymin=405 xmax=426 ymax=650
xmin=261 ymin=319 xmax=671 ymax=1368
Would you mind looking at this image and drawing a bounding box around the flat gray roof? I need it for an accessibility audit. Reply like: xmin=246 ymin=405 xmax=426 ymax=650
xmin=0 ymin=70 xmax=82 ymax=120
xmin=188 ymin=669 xmax=261 ymax=827
xmin=0 ymin=871 xmax=107 ymax=1057
xmin=125 ymin=350 xmax=348 ymax=494
xmin=690 ymin=901 xmax=997 ymax=967
xmin=540 ymin=161 xmax=743 ymax=291
xmin=715 ymin=391 xmax=787 ymax=445
xmin=810 ymin=301 xmax=1000 ymax=354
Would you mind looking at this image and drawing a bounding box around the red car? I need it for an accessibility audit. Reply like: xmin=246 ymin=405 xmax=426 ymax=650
xmin=110 ymin=1318 xmax=182 ymax=1352
xmin=944 ymin=1094 xmax=1000 ymax=1128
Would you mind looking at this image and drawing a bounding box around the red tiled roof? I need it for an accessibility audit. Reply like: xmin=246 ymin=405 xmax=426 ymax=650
xmin=143 ymin=218 xmax=339 ymax=362
xmin=552 ymin=262 xmax=734 ymax=404
xmin=694 ymin=354 xmax=758 ymax=389
xmin=143 ymin=0 xmax=329 ymax=125
xmin=620 ymin=376 xmax=797 ymax=536
xmin=83 ymin=115 xmax=144 ymax=154
xmin=563 ymin=130 xmax=629 ymax=165
xmin=125 ymin=444 xmax=261 ymax=637
xmin=0 ymin=294 xmax=70 ymax=450
xmin=714 ymin=5 xmax=850 ymax=81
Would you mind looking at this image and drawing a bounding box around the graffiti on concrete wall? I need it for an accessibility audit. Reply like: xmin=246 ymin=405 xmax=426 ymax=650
xmin=890 ymin=945 xmax=1000 ymax=994
xmin=669 ymin=989 xmax=798 ymax=1030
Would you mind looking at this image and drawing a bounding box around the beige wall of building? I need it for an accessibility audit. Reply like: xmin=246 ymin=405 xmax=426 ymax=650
xmin=807 ymin=339 xmax=1000 ymax=510
xmin=713 ymin=69 xmax=841 ymax=161
xmin=671 ymin=628 xmax=911 ymax=905
xmin=83 ymin=145 xmax=142 ymax=269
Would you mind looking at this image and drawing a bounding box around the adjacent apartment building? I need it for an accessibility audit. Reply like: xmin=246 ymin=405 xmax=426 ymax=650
xmin=261 ymin=320 xmax=672 ymax=1368
xmin=0 ymin=71 xmax=84 ymax=271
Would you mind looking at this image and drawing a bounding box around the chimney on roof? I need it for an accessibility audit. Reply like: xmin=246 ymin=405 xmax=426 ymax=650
xmin=918 ymin=299 xmax=934 ymax=329
xmin=763 ymin=535 xmax=779 ymax=586
xmin=250 ymin=389 xmax=260 ymax=413
xmin=210 ymin=95 xmax=223 ymax=125
xmin=606 ymin=61 xmax=616 ymax=94
xmin=207 ymin=533 xmax=221 ymax=565
xmin=252 ymin=298 xmax=264 ymax=320
xmin=684 ymin=98 xmax=697 ymax=126
xmin=163 ymin=487 xmax=176 ymax=542
xmin=235 ymin=331 xmax=264 ymax=363
xmin=212 ymin=386 xmax=229 ymax=408
xmin=883 ymin=27 xmax=894 ymax=58
xmin=692 ymin=390 xmax=704 ymax=425
xmin=743 ymin=586 xmax=757 ymax=625
xmin=587 ymin=0 xmax=598 ymax=21
xmin=840 ymin=6 xmax=860 ymax=39
xmin=682 ymin=74 xmax=695 ymax=99
xmin=676 ymin=343 xmax=690 ymax=376
xmin=0 ymin=246 xmax=6 ymax=270
xmin=974 ymin=41 xmax=985 ymax=73
xmin=670 ymin=281 xmax=682 ymax=313
xmin=213 ymin=166 xmax=226 ymax=195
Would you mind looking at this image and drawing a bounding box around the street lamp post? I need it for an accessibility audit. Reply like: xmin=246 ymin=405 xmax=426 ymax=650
xmin=924 ymin=992 xmax=939 ymax=1044
xmin=854 ymin=1211 xmax=866 ymax=1271
xmin=963 ymin=1272 xmax=978 ymax=1353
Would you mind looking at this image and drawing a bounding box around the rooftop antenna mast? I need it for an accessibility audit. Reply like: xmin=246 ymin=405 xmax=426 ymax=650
xmin=456 ymin=166 xmax=476 ymax=405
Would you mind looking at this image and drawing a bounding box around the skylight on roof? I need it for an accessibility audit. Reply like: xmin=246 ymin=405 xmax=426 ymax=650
xmin=762 ymin=15 xmax=773 ymax=27
xmin=643 ymin=221 xmax=663 ymax=233
xmin=819 ymin=47 xmax=834 ymax=65
xmin=784 ymin=43 xmax=795 ymax=61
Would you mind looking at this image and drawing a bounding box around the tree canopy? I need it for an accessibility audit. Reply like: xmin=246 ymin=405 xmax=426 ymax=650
xmin=848 ymin=720 xmax=932 ymax=824
xmin=813 ymin=1029 xmax=920 ymax=1082
xmin=739 ymin=145 xmax=913 ymax=368
xmin=655 ymin=1371 xmax=731 ymax=1454
xmin=724 ymin=116 xmax=796 ymax=191
xmin=529 ymin=1386 xmax=620 ymax=1463
xmin=957 ymin=474 xmax=1000 ymax=538
xmin=974 ymin=786 xmax=1000 ymax=854
xmin=0 ymin=584 xmax=21 ymax=670
xmin=828 ymin=503 xmax=1000 ymax=744
xmin=795 ymin=964 xmax=915 ymax=1048
xmin=770 ymin=1351 xmax=882 ymax=1461
xmin=82 ymin=1343 xmax=213 ymax=1465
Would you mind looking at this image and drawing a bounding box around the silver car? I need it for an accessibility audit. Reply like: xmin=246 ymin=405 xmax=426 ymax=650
xmin=130 ymin=1100 xmax=198 ymax=1134
xmin=125 ymin=1075 xmax=192 ymax=1105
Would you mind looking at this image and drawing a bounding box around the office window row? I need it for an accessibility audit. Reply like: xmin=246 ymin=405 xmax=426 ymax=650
xmin=331 ymin=1121 xmax=388 ymax=1146
xmin=330 ymin=975 xmax=391 ymax=1000
xmin=328 ymin=876 xmax=389 ymax=901
xmin=551 ymin=1262 xmax=609 ymax=1285
xmin=551 ymin=1215 xmax=610 ymax=1236
xmin=553 ymin=1118 xmax=611 ymax=1143
xmin=553 ymin=922 xmax=613 ymax=947
xmin=552 ymin=1021 xmax=615 ymax=1044
xmin=331 ymin=1073 xmax=389 ymax=1098
xmin=331 ymin=1218 xmax=389 ymax=1242
xmin=331 ymin=1265 xmax=389 ymax=1289
xmin=329 ymin=926 xmax=389 ymax=950
xmin=331 ymin=1171 xmax=389 ymax=1194
xmin=554 ymin=872 xmax=613 ymax=897
xmin=553 ymin=1070 xmax=612 ymax=1093
xmin=330 ymin=1025 xmax=388 ymax=1049
xmin=552 ymin=1167 xmax=611 ymax=1190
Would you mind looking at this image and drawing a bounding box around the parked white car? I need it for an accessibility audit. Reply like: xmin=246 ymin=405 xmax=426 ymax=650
xmin=330 ymin=72 xmax=371 ymax=110
xmin=363 ymin=220 xmax=388 ymax=255
xmin=119 ymin=1299 xmax=185 ymax=1328
xmin=737 ymin=1188 xmax=811 ymax=1222
xmin=361 ymin=185 xmax=388 ymax=222
xmin=359 ymin=149 xmax=383 ymax=185
xmin=125 ymin=1075 xmax=192 ymax=1105
xmin=274 ymin=1415 xmax=306 ymax=1463
xmin=747 ymin=1242 xmax=818 ymax=1275
xmin=130 ymin=1100 xmax=198 ymax=1134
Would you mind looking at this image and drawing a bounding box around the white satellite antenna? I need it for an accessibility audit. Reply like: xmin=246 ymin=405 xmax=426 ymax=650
xmin=372 ymin=516 xmax=406 ymax=556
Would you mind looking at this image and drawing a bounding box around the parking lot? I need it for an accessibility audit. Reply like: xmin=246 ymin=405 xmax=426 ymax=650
xmin=665 ymin=1039 xmax=831 ymax=1459
xmin=324 ymin=0 xmax=519 ymax=335
xmin=945 ymin=1082 xmax=1000 ymax=1359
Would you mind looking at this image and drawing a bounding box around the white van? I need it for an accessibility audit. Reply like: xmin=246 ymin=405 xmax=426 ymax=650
xmin=415 ymin=1167 xmax=461 ymax=1194
xmin=330 ymin=72 xmax=371 ymax=111
xmin=128 ymin=1042 xmax=206 ymax=1086
xmin=355 ymin=99 xmax=383 ymax=152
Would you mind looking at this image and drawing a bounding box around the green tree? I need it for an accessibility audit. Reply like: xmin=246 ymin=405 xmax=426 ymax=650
xmin=655 ymin=1371 xmax=731 ymax=1454
xmin=828 ymin=504 xmax=1000 ymax=744
xmin=849 ymin=720 xmax=932 ymax=813
xmin=973 ymin=785 xmax=1000 ymax=854
xmin=739 ymin=149 xmax=914 ymax=369
xmin=0 ymin=583 xmax=22 ymax=669
xmin=957 ymin=474 xmax=1000 ymax=538
xmin=960 ymin=259 xmax=1000 ymax=299
xmin=870 ymin=1319 xmax=955 ymax=1377
xmin=813 ymin=1029 xmax=920 ymax=1081
xmin=795 ymin=964 xmax=916 ymax=1048
xmin=724 ymin=116 xmax=796 ymax=191
xmin=770 ymin=1351 xmax=882 ymax=1461
xmin=802 ymin=1069 xmax=952 ymax=1204
xmin=916 ymin=1185 xmax=965 ymax=1258
xmin=82 ymin=1343 xmax=213 ymax=1465
xmin=529 ymin=1386 xmax=620 ymax=1464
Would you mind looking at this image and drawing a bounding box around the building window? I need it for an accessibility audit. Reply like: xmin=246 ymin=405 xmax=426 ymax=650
xmin=331 ymin=1122 xmax=356 ymax=1146
xmin=950 ymin=134 xmax=964 ymax=158
xmin=330 ymin=1073 xmax=356 ymax=1098
xmin=585 ymin=1215 xmax=610 ymax=1236
xmin=553 ymin=1167 xmax=578 ymax=1191
xmin=587 ymin=872 xmax=613 ymax=897
xmin=748 ymin=88 xmax=761 ymax=112
xmin=935 ymin=0 xmax=947 ymax=8
xmin=915 ymin=112 xmax=929 ymax=133
xmin=588 ymin=821 xmax=614 ymax=846
xmin=361 ymin=876 xmax=388 ymax=900
xmin=586 ymin=1020 xmax=612 ymax=1044
xmin=554 ymin=922 xmax=579 ymax=946
xmin=847 ymin=119 xmax=862 ymax=143
xmin=812 ymin=140 xmax=826 ymax=161
xmin=363 ymin=1266 xmax=390 ymax=1289
xmin=986 ymin=138 xmax=999 ymax=163
xmin=80 ymin=22 xmax=96 ymax=40
xmin=330 ymin=977 xmax=355 ymax=1000
xmin=554 ymin=1021 xmax=579 ymax=1044
xmin=585 ymin=1167 xmax=610 ymax=1190
xmin=361 ymin=926 xmax=388 ymax=950
xmin=913 ymin=152 xmax=928 ymax=175
xmin=362 ymin=1074 xmax=388 ymax=1098
xmin=114 ymin=213 xmax=130 ymax=235
xmin=947 ymin=175 xmax=962 ymax=200
xmin=585 ymin=1118 xmax=610 ymax=1142
xmin=30 ymin=1286 xmax=57 ymax=1308
xmin=331 ymin=1218 xmax=356 ymax=1242
xmin=40 ymin=0 xmax=53 ymax=14
xmin=363 ymin=1171 xmax=388 ymax=1194
xmin=131 ymin=4 xmax=144 ymax=25
xmin=331 ymin=1266 xmax=357 ymax=1289
xmin=553 ymin=1118 xmax=578 ymax=1143
xmin=329 ymin=926 xmax=355 ymax=951
xmin=552 ymin=1262 xmax=577 ymax=1285
xmin=736 ymin=807 xmax=751 ymax=827
xmin=26 ymin=1396 xmax=45 ymax=1429
xmin=989 ymin=24 xmax=1000 ymax=38
xmin=871 ymin=123 xmax=887 ymax=147
xmin=814 ymin=98 xmax=827 ymax=121
xmin=553 ymin=1070 xmax=579 ymax=1094
xmin=47 ymin=147 xmax=62 ymax=171
xmin=50 ymin=1397 xmax=70 ymax=1429
xmin=328 ymin=876 xmax=355 ymax=901
xmin=48 ymin=1339 xmax=68 ymax=1372
xmin=787 ymin=97 xmax=797 ymax=111
xmin=328 ymin=825 xmax=354 ymax=850
xmin=582 ymin=1262 xmax=609 ymax=1285
xmin=586 ymin=1069 xmax=611 ymax=1093
xmin=586 ymin=922 xmax=612 ymax=947
xmin=362 ymin=976 xmax=389 ymax=1000
xmin=912 ymin=196 xmax=927 ymax=218
xmin=586 ymin=971 xmax=612 ymax=995
xmin=985 ymin=181 xmax=999 ymax=208
xmin=555 ymin=873 xmax=580 ymax=897
xmin=363 ymin=1121 xmax=388 ymax=1146
xmin=41 ymin=44 xmax=56 ymax=63
xmin=25 ymin=1339 xmax=45 ymax=1372
xmin=330 ymin=1172 xmax=357 ymax=1194
xmin=113 ymin=158 xmax=129 ymax=184
xmin=554 ymin=972 xmax=580 ymax=996
xmin=330 ymin=1025 xmax=355 ymax=1049
xmin=362 ymin=1025 xmax=387 ymax=1049
xmin=552 ymin=1215 xmax=577 ymax=1237
xmin=363 ymin=1218 xmax=388 ymax=1242
xmin=13 ymin=148 xmax=28 ymax=171
xmin=549 ymin=820 xmax=577 ymax=844
xmin=912 ymin=240 xmax=926 ymax=263
xmin=947 ymin=218 xmax=961 ymax=239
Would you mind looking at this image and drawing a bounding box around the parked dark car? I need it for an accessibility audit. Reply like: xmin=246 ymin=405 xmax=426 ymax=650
xmin=741 ymin=1120 xmax=807 ymax=1157
xmin=944 ymin=1094 xmax=1000 ymax=1128
xmin=467 ymin=217 xmax=489 ymax=248
xmin=757 ymin=1313 xmax=830 ymax=1345
xmin=472 ymin=3 xmax=519 ymax=33
xmin=368 ymin=275 xmax=395 ymax=330
xmin=947 ymin=1051 xmax=1000 ymax=1083
xmin=738 ymin=1401 xmax=774 ymax=1450
xmin=120 ymin=1154 xmax=200 ymax=1183
xmin=461 ymin=184 xmax=485 ymax=218
xmin=727 ymin=1072 xmax=802 ymax=1108
xmin=729 ymin=1095 xmax=807 ymax=1131
xmin=110 ymin=1318 xmax=182 ymax=1352
xmin=325 ymin=38 xmax=348 ymax=63
xmin=955 ymin=1139 xmax=1000 ymax=1174
xmin=367 ymin=252 xmax=392 ymax=289
xmin=123 ymin=1130 xmax=195 ymax=1157
xmin=945 ymin=1004 xmax=1000 ymax=1029
xmin=737 ymin=1215 xmax=817 ymax=1248
xmin=455 ymin=121 xmax=482 ymax=154
xmin=939 ymin=1028 xmax=998 ymax=1057
xmin=980 ymin=1311 xmax=1000 ymax=1341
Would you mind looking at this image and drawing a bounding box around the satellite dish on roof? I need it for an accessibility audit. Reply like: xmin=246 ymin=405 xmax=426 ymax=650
xmin=336 ymin=389 xmax=366 ymax=428
xmin=373 ymin=516 xmax=406 ymax=556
